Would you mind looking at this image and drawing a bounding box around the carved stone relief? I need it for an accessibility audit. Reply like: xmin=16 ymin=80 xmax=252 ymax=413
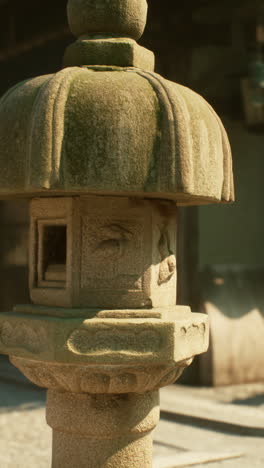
xmin=81 ymin=217 xmax=144 ymax=291
xmin=67 ymin=326 xmax=161 ymax=356
xmin=0 ymin=321 xmax=48 ymax=354
xmin=158 ymin=225 xmax=176 ymax=285
xmin=11 ymin=356 xmax=193 ymax=394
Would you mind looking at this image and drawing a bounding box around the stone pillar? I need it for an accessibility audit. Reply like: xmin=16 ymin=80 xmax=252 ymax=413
xmin=0 ymin=0 xmax=234 ymax=467
xmin=47 ymin=391 xmax=159 ymax=468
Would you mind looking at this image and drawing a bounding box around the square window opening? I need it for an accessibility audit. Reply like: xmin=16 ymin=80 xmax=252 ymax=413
xmin=42 ymin=225 xmax=67 ymax=284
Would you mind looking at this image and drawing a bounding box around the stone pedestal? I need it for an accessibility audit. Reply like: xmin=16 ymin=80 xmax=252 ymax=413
xmin=3 ymin=195 xmax=209 ymax=467
xmin=47 ymin=391 xmax=159 ymax=468
xmin=9 ymin=298 xmax=205 ymax=467
xmin=0 ymin=92 xmax=212 ymax=467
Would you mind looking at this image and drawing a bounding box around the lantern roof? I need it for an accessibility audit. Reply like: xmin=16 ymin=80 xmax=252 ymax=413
xmin=0 ymin=0 xmax=234 ymax=204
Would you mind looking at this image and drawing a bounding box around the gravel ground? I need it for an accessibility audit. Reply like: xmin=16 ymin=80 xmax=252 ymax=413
xmin=0 ymin=379 xmax=263 ymax=468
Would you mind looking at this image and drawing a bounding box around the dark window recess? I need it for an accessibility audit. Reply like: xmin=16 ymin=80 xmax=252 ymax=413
xmin=42 ymin=225 xmax=67 ymax=283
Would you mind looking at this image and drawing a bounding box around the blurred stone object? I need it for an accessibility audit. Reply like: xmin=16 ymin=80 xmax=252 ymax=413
xmin=241 ymin=78 xmax=264 ymax=128
xmin=242 ymin=4 xmax=264 ymax=129
xmin=0 ymin=0 xmax=233 ymax=466
xmin=200 ymin=266 xmax=264 ymax=386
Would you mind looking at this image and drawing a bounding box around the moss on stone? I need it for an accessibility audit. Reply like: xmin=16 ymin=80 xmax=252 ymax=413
xmin=0 ymin=66 xmax=234 ymax=203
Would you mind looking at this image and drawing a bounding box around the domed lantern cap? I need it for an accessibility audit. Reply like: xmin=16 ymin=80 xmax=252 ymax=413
xmin=0 ymin=0 xmax=234 ymax=204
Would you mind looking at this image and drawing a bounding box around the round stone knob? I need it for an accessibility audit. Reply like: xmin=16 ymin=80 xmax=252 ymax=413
xmin=67 ymin=0 xmax=148 ymax=40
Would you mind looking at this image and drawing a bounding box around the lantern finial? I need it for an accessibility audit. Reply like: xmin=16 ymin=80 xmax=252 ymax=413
xmin=64 ymin=0 xmax=154 ymax=69
xmin=67 ymin=0 xmax=148 ymax=40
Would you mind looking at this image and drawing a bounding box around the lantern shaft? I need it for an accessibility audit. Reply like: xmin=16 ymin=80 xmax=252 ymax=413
xmin=47 ymin=390 xmax=158 ymax=468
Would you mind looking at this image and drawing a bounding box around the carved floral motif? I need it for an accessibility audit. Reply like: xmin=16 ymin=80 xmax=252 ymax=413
xmin=158 ymin=227 xmax=176 ymax=285
xmin=67 ymin=327 xmax=161 ymax=356
xmin=0 ymin=322 xmax=48 ymax=354
xmin=11 ymin=356 xmax=193 ymax=394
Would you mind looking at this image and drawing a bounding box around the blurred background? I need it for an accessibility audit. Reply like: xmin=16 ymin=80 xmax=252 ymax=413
xmin=0 ymin=0 xmax=264 ymax=387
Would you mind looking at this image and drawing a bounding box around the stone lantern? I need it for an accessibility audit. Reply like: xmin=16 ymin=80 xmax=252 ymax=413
xmin=0 ymin=1 xmax=234 ymax=467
